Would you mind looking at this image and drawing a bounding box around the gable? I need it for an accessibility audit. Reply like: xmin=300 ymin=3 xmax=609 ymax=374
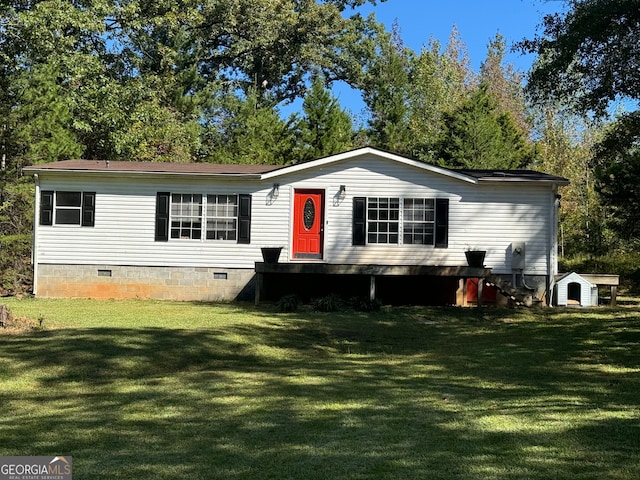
xmin=556 ymin=272 xmax=594 ymax=288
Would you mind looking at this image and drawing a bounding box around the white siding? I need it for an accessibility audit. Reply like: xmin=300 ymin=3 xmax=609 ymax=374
xmin=268 ymin=156 xmax=553 ymax=275
xmin=34 ymin=154 xmax=555 ymax=275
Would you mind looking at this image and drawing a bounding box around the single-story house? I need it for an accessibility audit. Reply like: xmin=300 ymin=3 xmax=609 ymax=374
xmin=24 ymin=147 xmax=568 ymax=305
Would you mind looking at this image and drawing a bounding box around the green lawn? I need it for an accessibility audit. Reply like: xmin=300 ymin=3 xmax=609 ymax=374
xmin=1 ymin=298 xmax=639 ymax=479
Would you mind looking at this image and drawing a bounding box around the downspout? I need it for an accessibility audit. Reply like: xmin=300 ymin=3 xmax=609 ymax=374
xmin=32 ymin=174 xmax=39 ymax=296
xmin=548 ymin=185 xmax=561 ymax=305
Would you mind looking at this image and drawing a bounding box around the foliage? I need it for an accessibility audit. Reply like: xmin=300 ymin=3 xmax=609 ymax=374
xmin=0 ymin=179 xmax=33 ymax=295
xmin=559 ymin=250 xmax=640 ymax=293
xmin=479 ymin=33 xmax=529 ymax=134
xmin=311 ymin=293 xmax=345 ymax=312
xmin=277 ymin=294 xmax=299 ymax=313
xmin=533 ymin=107 xmax=614 ymax=257
xmin=206 ymin=89 xmax=296 ymax=165
xmin=438 ymin=83 xmax=534 ymax=169
xmin=0 ymin=234 xmax=32 ymax=295
xmin=10 ymin=61 xmax=85 ymax=164
xmin=520 ymin=0 xmax=640 ymax=117
xmin=0 ymin=0 xmax=383 ymax=165
xmin=591 ymin=111 xmax=640 ymax=241
xmin=520 ymin=0 xmax=640 ymax=242
xmin=362 ymin=20 xmax=412 ymax=153
xmin=406 ymin=28 xmax=474 ymax=161
xmin=294 ymin=75 xmax=353 ymax=162
xmin=347 ymin=296 xmax=381 ymax=312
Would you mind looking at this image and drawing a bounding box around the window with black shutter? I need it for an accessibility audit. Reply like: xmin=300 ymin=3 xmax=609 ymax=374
xmin=39 ymin=191 xmax=54 ymax=226
xmin=156 ymin=192 xmax=251 ymax=243
xmin=353 ymin=196 xmax=449 ymax=247
xmin=155 ymin=192 xmax=170 ymax=241
xmin=40 ymin=190 xmax=96 ymax=227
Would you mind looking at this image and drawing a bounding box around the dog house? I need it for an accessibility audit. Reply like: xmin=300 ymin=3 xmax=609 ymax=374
xmin=554 ymin=272 xmax=598 ymax=307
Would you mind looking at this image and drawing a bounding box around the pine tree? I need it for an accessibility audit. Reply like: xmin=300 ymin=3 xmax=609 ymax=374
xmin=407 ymin=27 xmax=474 ymax=161
xmin=439 ymin=84 xmax=533 ymax=169
xmin=207 ymin=89 xmax=296 ymax=165
xmin=296 ymin=75 xmax=353 ymax=162
xmin=362 ymin=20 xmax=412 ymax=153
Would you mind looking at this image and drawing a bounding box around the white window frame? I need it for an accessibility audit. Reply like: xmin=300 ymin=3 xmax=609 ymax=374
xmin=170 ymin=193 xmax=240 ymax=241
xmin=366 ymin=197 xmax=437 ymax=246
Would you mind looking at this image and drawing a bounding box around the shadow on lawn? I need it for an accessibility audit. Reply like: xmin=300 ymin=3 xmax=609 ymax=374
xmin=1 ymin=306 xmax=640 ymax=479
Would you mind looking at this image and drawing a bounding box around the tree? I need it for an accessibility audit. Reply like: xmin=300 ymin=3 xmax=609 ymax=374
xmin=592 ymin=111 xmax=640 ymax=241
xmin=206 ymin=89 xmax=296 ymax=165
xmin=1 ymin=0 xmax=384 ymax=165
xmin=520 ymin=0 xmax=640 ymax=239
xmin=407 ymin=27 xmax=474 ymax=161
xmin=362 ymin=19 xmax=412 ymax=153
xmin=438 ymin=83 xmax=534 ymax=169
xmin=520 ymin=0 xmax=640 ymax=117
xmin=534 ymin=107 xmax=610 ymax=256
xmin=479 ymin=33 xmax=529 ymax=134
xmin=295 ymin=75 xmax=353 ymax=162
xmin=11 ymin=62 xmax=84 ymax=164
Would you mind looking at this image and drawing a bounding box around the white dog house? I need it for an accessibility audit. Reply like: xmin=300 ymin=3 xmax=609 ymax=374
xmin=554 ymin=272 xmax=598 ymax=307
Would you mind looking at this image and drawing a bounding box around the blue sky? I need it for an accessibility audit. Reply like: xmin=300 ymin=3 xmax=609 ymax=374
xmin=312 ymin=0 xmax=565 ymax=120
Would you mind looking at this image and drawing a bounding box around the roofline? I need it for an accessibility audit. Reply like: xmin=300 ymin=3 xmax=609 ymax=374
xmin=474 ymin=177 xmax=570 ymax=185
xmin=23 ymin=147 xmax=569 ymax=185
xmin=260 ymin=147 xmax=479 ymax=184
xmin=23 ymin=165 xmax=266 ymax=179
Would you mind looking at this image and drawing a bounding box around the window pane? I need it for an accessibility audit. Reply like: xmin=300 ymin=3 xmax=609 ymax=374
xmin=367 ymin=197 xmax=400 ymax=244
xmin=170 ymin=194 xmax=203 ymax=239
xmin=56 ymin=208 xmax=81 ymax=225
xmin=206 ymin=195 xmax=238 ymax=241
xmin=56 ymin=191 xmax=82 ymax=207
xmin=403 ymin=198 xmax=435 ymax=245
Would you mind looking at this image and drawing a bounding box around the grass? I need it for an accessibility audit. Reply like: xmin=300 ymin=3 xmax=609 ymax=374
xmin=1 ymin=298 xmax=640 ymax=479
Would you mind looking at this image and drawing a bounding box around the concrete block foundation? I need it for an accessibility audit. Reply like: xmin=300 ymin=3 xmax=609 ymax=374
xmin=36 ymin=264 xmax=256 ymax=301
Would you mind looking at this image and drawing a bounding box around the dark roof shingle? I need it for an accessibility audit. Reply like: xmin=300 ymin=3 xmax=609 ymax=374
xmin=24 ymin=159 xmax=283 ymax=175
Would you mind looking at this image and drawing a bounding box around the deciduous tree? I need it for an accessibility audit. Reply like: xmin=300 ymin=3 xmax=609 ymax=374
xmin=520 ymin=0 xmax=640 ymax=239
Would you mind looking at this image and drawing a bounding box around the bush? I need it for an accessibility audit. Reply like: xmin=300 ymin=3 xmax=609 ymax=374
xmin=0 ymin=235 xmax=32 ymax=296
xmin=348 ymin=296 xmax=382 ymax=312
xmin=311 ymin=293 xmax=344 ymax=312
xmin=278 ymin=294 xmax=299 ymax=312
xmin=559 ymin=251 xmax=640 ymax=293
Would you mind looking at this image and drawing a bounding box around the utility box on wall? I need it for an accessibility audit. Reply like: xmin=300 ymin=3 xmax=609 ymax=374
xmin=512 ymin=242 xmax=526 ymax=270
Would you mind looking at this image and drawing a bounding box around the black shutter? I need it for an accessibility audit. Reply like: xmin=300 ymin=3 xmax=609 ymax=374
xmin=82 ymin=192 xmax=96 ymax=227
xmin=40 ymin=190 xmax=54 ymax=226
xmin=353 ymin=197 xmax=366 ymax=245
xmin=435 ymin=198 xmax=449 ymax=248
xmin=155 ymin=192 xmax=170 ymax=241
xmin=238 ymin=194 xmax=251 ymax=244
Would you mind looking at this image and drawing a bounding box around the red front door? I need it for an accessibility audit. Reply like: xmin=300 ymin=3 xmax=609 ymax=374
xmin=293 ymin=189 xmax=324 ymax=259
